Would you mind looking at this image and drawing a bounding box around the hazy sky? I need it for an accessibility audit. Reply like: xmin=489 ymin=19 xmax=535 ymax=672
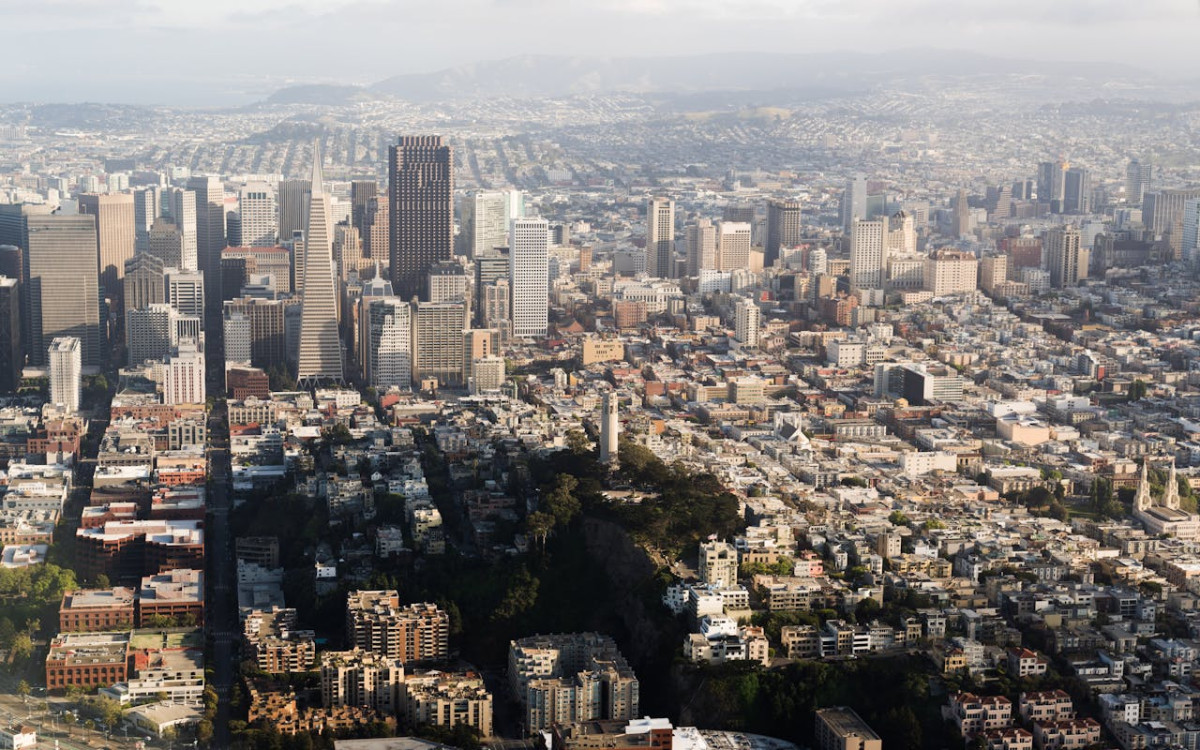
xmin=4 ymin=0 xmax=1198 ymax=104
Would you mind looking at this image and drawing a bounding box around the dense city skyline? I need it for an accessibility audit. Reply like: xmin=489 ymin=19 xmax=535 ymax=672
xmin=6 ymin=4 xmax=1200 ymax=750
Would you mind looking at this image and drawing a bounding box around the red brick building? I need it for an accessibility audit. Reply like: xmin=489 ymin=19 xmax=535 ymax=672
xmin=59 ymin=588 xmax=136 ymax=633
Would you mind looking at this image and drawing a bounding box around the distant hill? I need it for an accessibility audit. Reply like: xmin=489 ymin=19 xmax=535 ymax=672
xmin=265 ymin=83 xmax=371 ymax=106
xmin=265 ymin=50 xmax=1157 ymax=105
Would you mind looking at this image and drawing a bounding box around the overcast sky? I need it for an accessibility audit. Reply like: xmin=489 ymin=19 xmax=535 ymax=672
xmin=4 ymin=0 xmax=1198 ymax=105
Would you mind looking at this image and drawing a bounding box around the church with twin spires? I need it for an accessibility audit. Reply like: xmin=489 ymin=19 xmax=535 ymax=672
xmin=1133 ymin=459 xmax=1200 ymax=541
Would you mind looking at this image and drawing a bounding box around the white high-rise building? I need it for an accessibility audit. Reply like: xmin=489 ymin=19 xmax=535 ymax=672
xmin=923 ymin=251 xmax=978 ymax=296
xmin=48 ymin=337 xmax=82 ymax=413
xmin=469 ymin=355 xmax=505 ymax=394
xmin=841 ymin=174 xmax=868 ymax=232
xmin=163 ymin=341 xmax=206 ymax=405
xmin=166 ymin=269 xmax=205 ymax=326
xmin=164 ymin=189 xmax=198 ymax=272
xmin=685 ymin=219 xmax=717 ymax=276
xmin=461 ymin=191 xmax=514 ymax=259
xmin=717 ymin=221 xmax=751 ymax=271
xmin=1046 ymin=226 xmax=1088 ymax=289
xmin=1183 ymin=199 xmax=1200 ymax=262
xmin=237 ymin=182 xmax=278 ymax=247
xmin=809 ymin=247 xmax=828 ymax=276
xmin=646 ymin=197 xmax=675 ymax=279
xmin=849 ymin=219 xmax=886 ymax=291
xmin=1125 ymin=159 xmax=1152 ymax=207
xmin=509 ymin=218 xmax=549 ymax=339
xmin=733 ymin=296 xmax=760 ymax=348
xmin=224 ymin=311 xmax=251 ymax=365
xmin=699 ymin=540 xmax=739 ymax=589
xmin=127 ymin=303 xmax=179 ymax=366
xmin=133 ymin=187 xmax=160 ymax=255
xmin=886 ymin=211 xmax=916 ymax=255
xmin=296 ymin=140 xmax=345 ymax=387
xmin=362 ymin=297 xmax=412 ymax=391
xmin=600 ymin=391 xmax=619 ymax=465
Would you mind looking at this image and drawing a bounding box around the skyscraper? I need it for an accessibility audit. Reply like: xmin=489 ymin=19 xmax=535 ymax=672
xmin=849 ymin=219 xmax=886 ymax=291
xmin=124 ymin=253 xmax=166 ymax=313
xmin=685 ymin=219 xmax=718 ymax=277
xmin=1144 ymin=188 xmax=1200 ymax=260
xmin=163 ymin=340 xmax=205 ymax=405
xmin=126 ymin=303 xmax=179 ymax=366
xmin=599 ymin=391 xmax=619 ymax=465
xmin=733 ymin=296 xmax=760 ymax=348
xmin=1045 ymin=226 xmax=1088 ymax=289
xmin=362 ymin=297 xmax=412 ymax=391
xmin=237 ymin=182 xmax=278 ymax=247
xmin=841 ymin=175 xmax=868 ymax=233
xmin=952 ymin=189 xmax=970 ymax=238
xmin=350 ymin=180 xmax=377 ymax=241
xmin=25 ymin=215 xmax=101 ymax=367
xmin=164 ymin=189 xmax=198 ymax=272
xmin=716 ymin=221 xmax=751 ymax=272
xmin=166 ymin=269 xmax=205 ymax=325
xmin=389 ymin=136 xmax=453 ymax=301
xmin=765 ymin=199 xmax=803 ymax=268
xmin=1063 ymin=167 xmax=1091 ymax=214
xmin=187 ymin=175 xmax=226 ymax=315
xmin=295 ymin=141 xmax=344 ymax=387
xmin=645 ymin=197 xmax=675 ymax=279
xmin=412 ymin=301 xmax=467 ymax=387
xmin=481 ymin=277 xmax=511 ymax=346
xmin=509 ymin=218 xmax=549 ymax=339
xmin=460 ymin=191 xmax=510 ymax=259
xmin=1125 ymin=159 xmax=1152 ymax=207
xmin=224 ymin=311 xmax=251 ymax=365
xmin=48 ymin=337 xmax=81 ymax=413
xmin=78 ymin=193 xmax=135 ymax=306
xmin=277 ymin=179 xmax=311 ymax=245
xmin=426 ymin=261 xmax=468 ymax=305
xmin=1183 ymin=199 xmax=1200 ymax=262
xmin=364 ymin=195 xmax=388 ymax=261
xmin=1037 ymin=160 xmax=1067 ymax=211
xmin=0 ymin=277 xmax=20 ymax=392
xmin=133 ymin=187 xmax=160 ymax=255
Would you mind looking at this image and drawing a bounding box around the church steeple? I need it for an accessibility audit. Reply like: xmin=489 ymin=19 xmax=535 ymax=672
xmin=1134 ymin=459 xmax=1153 ymax=514
xmin=1164 ymin=458 xmax=1181 ymax=511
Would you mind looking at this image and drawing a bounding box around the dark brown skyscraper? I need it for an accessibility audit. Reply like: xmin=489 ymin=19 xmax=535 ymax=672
xmin=389 ymin=136 xmax=453 ymax=301
xmin=350 ymin=180 xmax=377 ymax=241
xmin=765 ymin=199 xmax=803 ymax=268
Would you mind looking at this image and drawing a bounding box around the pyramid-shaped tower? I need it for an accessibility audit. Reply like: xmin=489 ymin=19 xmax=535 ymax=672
xmin=296 ymin=139 xmax=345 ymax=388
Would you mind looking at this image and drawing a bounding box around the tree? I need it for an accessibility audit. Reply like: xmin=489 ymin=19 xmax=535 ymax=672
xmin=197 ymin=720 xmax=214 ymax=745
xmin=1128 ymin=379 xmax=1148 ymax=402
xmin=62 ymin=711 xmax=76 ymax=736
xmin=161 ymin=725 xmax=177 ymax=743
xmin=98 ymin=697 xmax=123 ymax=728
xmin=856 ymin=597 xmax=882 ymax=622
xmin=566 ymin=429 xmax=592 ymax=455
xmin=16 ymin=680 xmax=29 ymax=702
xmin=888 ymin=510 xmax=910 ymax=527
xmin=9 ymin=632 xmax=32 ymax=661
xmin=544 ymin=474 xmax=581 ymax=527
xmin=525 ymin=511 xmax=554 ymax=551
xmin=93 ymin=573 xmax=110 ymax=589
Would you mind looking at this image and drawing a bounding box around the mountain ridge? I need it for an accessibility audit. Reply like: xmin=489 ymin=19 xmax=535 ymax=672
xmin=263 ymin=49 xmax=1156 ymax=105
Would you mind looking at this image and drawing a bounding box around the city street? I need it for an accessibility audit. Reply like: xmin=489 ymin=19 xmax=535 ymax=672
xmin=206 ymin=398 xmax=234 ymax=750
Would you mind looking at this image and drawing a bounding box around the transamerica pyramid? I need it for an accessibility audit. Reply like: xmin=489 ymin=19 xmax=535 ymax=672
xmin=296 ymin=140 xmax=345 ymax=387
